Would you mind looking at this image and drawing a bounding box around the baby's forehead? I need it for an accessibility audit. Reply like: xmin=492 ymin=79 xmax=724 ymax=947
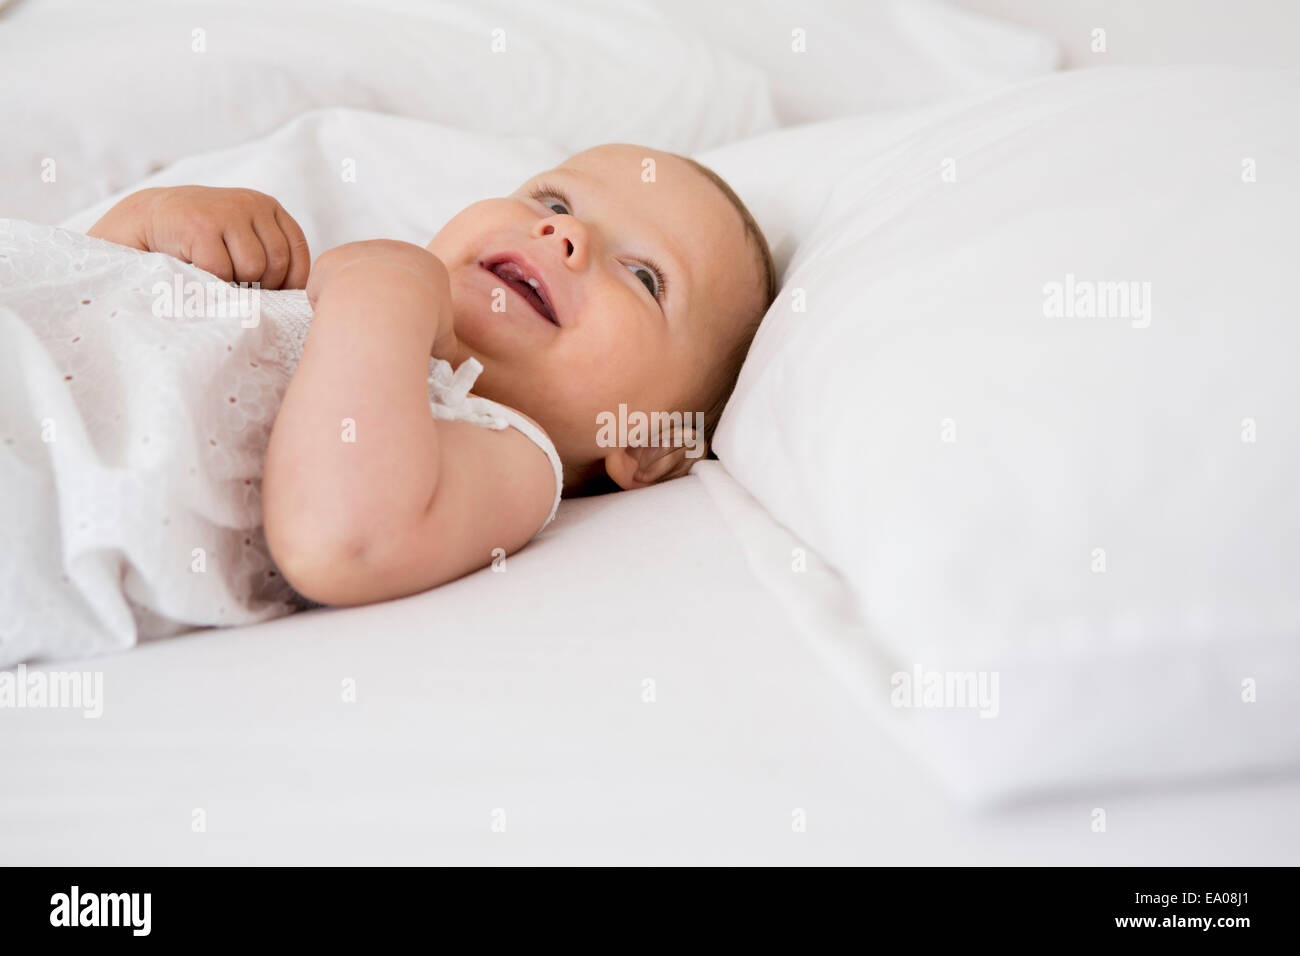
xmin=546 ymin=146 xmax=708 ymax=203
xmin=561 ymin=142 xmax=673 ymax=176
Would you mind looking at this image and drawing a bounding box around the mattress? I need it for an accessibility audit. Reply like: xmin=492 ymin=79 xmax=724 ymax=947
xmin=3 ymin=462 xmax=1297 ymax=865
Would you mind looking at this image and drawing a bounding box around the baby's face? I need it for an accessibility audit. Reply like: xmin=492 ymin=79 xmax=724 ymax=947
xmin=426 ymin=144 xmax=761 ymax=487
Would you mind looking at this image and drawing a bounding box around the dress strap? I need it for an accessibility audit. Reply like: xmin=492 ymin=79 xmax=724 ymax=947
xmin=426 ymin=357 xmax=563 ymax=531
xmin=474 ymin=397 xmax=564 ymax=532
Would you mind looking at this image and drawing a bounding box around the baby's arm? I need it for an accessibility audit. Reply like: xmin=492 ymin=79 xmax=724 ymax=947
xmin=261 ymin=240 xmax=555 ymax=606
xmin=87 ymin=186 xmax=310 ymax=289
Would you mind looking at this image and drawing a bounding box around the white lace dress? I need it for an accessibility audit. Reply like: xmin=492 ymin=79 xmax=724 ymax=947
xmin=0 ymin=220 xmax=562 ymax=669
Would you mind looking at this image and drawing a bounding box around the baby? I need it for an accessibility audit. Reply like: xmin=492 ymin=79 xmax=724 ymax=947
xmin=82 ymin=144 xmax=776 ymax=608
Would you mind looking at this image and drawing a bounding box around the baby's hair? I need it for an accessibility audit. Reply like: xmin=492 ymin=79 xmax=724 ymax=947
xmin=676 ymin=156 xmax=778 ymax=449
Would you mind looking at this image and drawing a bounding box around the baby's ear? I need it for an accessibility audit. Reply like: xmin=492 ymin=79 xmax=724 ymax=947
xmin=603 ymin=427 xmax=708 ymax=490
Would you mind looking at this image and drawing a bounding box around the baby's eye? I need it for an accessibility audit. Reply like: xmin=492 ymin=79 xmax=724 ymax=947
xmin=625 ymin=262 xmax=662 ymax=299
xmin=528 ymin=186 xmax=571 ymax=217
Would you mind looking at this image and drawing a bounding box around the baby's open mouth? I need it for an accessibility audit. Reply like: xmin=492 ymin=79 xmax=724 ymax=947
xmin=480 ymin=257 xmax=559 ymax=326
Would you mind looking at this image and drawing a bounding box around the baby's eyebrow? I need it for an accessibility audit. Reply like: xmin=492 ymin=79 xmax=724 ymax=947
xmin=543 ymin=165 xmax=585 ymax=186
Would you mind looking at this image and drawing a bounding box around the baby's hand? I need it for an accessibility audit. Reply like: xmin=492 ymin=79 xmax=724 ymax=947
xmin=305 ymin=239 xmax=445 ymax=299
xmin=306 ymin=240 xmax=458 ymax=359
xmin=147 ymin=187 xmax=310 ymax=289
xmin=89 ymin=186 xmax=311 ymax=289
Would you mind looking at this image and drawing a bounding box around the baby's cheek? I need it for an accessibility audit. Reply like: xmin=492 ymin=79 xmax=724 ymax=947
xmin=535 ymin=361 xmax=619 ymax=443
xmin=426 ymin=199 xmax=514 ymax=263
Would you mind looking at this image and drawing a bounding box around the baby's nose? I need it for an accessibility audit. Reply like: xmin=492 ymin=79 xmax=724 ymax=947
xmin=535 ymin=217 xmax=588 ymax=269
xmin=539 ymin=223 xmax=573 ymax=256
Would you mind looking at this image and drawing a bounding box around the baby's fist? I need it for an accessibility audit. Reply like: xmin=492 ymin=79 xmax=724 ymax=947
xmin=143 ymin=186 xmax=311 ymax=289
xmin=305 ymin=239 xmax=449 ymax=304
xmin=306 ymin=240 xmax=457 ymax=360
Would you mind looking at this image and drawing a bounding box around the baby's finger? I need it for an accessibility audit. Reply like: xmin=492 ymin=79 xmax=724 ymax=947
xmin=188 ymin=233 xmax=234 ymax=282
xmin=274 ymin=206 xmax=312 ymax=289
xmin=223 ymin=224 xmax=268 ymax=285
xmin=252 ymin=214 xmax=291 ymax=289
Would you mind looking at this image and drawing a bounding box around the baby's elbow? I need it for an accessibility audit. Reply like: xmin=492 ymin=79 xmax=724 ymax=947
xmin=265 ymin=519 xmax=370 ymax=607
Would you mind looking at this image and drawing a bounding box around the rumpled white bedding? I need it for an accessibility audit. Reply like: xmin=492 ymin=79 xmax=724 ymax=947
xmin=0 ymin=0 xmax=780 ymax=224
xmin=43 ymin=71 xmax=1300 ymax=806
xmin=0 ymin=0 xmax=1064 ymax=227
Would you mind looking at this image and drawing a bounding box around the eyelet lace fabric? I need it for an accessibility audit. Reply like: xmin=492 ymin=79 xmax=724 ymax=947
xmin=0 ymin=220 xmax=561 ymax=669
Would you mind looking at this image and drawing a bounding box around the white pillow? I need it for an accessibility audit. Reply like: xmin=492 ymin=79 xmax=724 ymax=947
xmin=647 ymin=0 xmax=1059 ymax=124
xmin=702 ymin=66 xmax=1300 ymax=801
xmin=0 ymin=0 xmax=775 ymax=225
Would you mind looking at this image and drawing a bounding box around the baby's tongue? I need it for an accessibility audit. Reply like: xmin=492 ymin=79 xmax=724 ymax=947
xmin=494 ymin=261 xmax=529 ymax=283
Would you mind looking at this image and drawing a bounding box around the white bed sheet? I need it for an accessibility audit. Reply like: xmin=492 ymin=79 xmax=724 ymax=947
xmin=2 ymin=463 xmax=1297 ymax=865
